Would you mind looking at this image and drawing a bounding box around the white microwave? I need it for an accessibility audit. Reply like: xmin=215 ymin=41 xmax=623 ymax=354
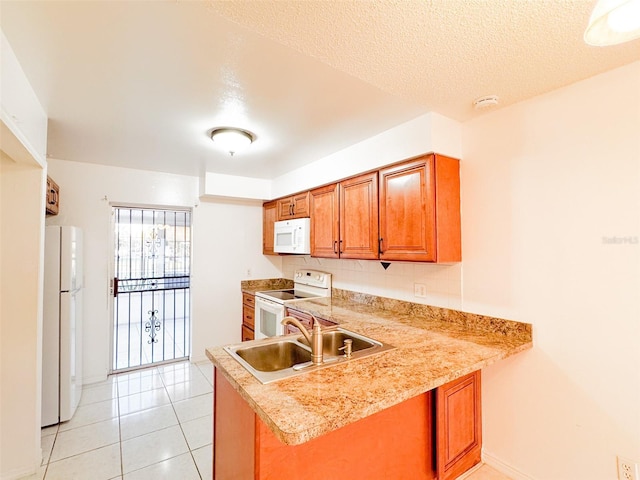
xmin=274 ymin=218 xmax=310 ymax=254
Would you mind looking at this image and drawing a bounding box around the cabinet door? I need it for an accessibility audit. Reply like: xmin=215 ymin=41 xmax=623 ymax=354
xmin=310 ymin=184 xmax=339 ymax=258
xmin=339 ymin=172 xmax=379 ymax=259
xmin=436 ymin=371 xmax=482 ymax=480
xmin=291 ymin=191 xmax=310 ymax=218
xmin=263 ymin=201 xmax=277 ymax=255
xmin=276 ymin=192 xmax=310 ymax=220
xmin=276 ymin=197 xmax=293 ymax=220
xmin=379 ymin=154 xmax=461 ymax=263
xmin=241 ymin=325 xmax=254 ymax=342
xmin=379 ymin=156 xmax=435 ymax=261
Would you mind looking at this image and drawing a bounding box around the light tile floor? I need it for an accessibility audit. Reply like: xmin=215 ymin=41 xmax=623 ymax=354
xmin=33 ymin=360 xmax=213 ymax=480
xmin=28 ymin=359 xmax=511 ymax=480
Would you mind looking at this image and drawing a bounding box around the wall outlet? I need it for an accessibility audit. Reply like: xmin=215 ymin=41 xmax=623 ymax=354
xmin=414 ymin=283 xmax=427 ymax=298
xmin=618 ymin=456 xmax=639 ymax=480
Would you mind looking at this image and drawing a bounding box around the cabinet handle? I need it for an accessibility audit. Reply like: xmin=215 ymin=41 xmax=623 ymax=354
xmin=339 ymin=239 xmax=343 ymax=253
xmin=333 ymin=240 xmax=338 ymax=254
xmin=289 ymin=204 xmax=294 ymax=216
xmin=379 ymin=237 xmax=383 ymax=253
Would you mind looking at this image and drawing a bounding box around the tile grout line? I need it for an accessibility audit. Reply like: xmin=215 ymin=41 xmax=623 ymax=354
xmin=41 ymin=361 xmax=212 ymax=479
xmin=164 ymin=362 xmax=205 ymax=480
xmin=116 ymin=374 xmax=124 ymax=480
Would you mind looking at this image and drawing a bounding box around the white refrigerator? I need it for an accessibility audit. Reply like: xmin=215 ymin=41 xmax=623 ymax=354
xmin=42 ymin=225 xmax=84 ymax=427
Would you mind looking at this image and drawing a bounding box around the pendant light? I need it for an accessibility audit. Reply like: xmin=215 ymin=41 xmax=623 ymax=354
xmin=210 ymin=127 xmax=255 ymax=156
xmin=584 ymin=0 xmax=640 ymax=46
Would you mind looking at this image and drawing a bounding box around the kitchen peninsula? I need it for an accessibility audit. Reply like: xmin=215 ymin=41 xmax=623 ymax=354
xmin=207 ymin=289 xmax=532 ymax=480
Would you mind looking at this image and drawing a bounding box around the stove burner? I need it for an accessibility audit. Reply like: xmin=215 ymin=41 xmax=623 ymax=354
xmin=257 ymin=289 xmax=319 ymax=302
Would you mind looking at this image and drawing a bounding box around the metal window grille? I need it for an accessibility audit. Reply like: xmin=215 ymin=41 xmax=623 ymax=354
xmin=112 ymin=207 xmax=191 ymax=372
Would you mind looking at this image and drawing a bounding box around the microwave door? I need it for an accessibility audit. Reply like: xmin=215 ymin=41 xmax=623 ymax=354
xmin=276 ymin=231 xmax=292 ymax=248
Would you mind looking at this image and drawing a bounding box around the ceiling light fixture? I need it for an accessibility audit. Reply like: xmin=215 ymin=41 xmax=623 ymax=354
xmin=210 ymin=127 xmax=255 ymax=156
xmin=584 ymin=0 xmax=640 ymax=46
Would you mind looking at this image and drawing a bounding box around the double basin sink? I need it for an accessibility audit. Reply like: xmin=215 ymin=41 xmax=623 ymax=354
xmin=223 ymin=327 xmax=395 ymax=384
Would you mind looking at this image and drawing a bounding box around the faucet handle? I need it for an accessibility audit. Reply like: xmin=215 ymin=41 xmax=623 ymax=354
xmin=339 ymin=339 xmax=353 ymax=358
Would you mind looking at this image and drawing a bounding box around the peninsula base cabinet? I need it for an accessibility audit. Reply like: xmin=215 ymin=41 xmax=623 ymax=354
xmin=213 ymin=370 xmax=481 ymax=480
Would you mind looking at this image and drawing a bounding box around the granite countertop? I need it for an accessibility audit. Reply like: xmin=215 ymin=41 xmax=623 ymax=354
xmin=240 ymin=278 xmax=293 ymax=295
xmin=207 ymin=289 xmax=532 ymax=446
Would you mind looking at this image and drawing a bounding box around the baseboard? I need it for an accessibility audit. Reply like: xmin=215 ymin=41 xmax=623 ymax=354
xmin=482 ymin=450 xmax=535 ymax=480
xmin=0 ymin=461 xmax=40 ymax=480
xmin=83 ymin=373 xmax=109 ymax=385
xmin=190 ymin=353 xmax=209 ymax=364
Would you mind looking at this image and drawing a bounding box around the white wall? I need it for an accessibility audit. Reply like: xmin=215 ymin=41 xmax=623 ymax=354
xmin=462 ymin=61 xmax=640 ymax=479
xmin=191 ymin=198 xmax=282 ymax=362
xmin=283 ymin=256 xmax=463 ymax=310
xmin=0 ymin=30 xmax=48 ymax=480
xmin=45 ymin=159 xmax=282 ymax=380
xmin=0 ymin=151 xmax=46 ymax=479
xmin=1 ymin=31 xmax=48 ymax=166
xmin=283 ymin=61 xmax=640 ymax=480
xmin=271 ymin=111 xmax=462 ymax=198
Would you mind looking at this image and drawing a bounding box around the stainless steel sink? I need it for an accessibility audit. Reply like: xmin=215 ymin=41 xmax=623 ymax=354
xmin=223 ymin=327 xmax=394 ymax=384
xmin=235 ymin=341 xmax=311 ymax=372
xmin=296 ymin=329 xmax=378 ymax=356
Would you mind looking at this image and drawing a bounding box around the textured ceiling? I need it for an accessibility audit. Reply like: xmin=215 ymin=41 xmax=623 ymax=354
xmin=206 ymin=0 xmax=640 ymax=121
xmin=1 ymin=1 xmax=639 ymax=179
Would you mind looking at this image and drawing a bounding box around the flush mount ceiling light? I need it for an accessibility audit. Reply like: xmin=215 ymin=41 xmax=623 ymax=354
xmin=210 ymin=127 xmax=255 ymax=156
xmin=584 ymin=0 xmax=640 ymax=46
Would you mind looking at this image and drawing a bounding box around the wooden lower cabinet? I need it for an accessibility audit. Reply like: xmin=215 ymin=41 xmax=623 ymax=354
xmin=241 ymin=293 xmax=255 ymax=341
xmin=436 ymin=371 xmax=482 ymax=480
xmin=283 ymin=307 xmax=336 ymax=334
xmin=213 ymin=369 xmax=481 ymax=480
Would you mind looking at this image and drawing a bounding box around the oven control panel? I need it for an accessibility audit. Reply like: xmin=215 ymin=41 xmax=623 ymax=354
xmin=294 ymin=269 xmax=332 ymax=289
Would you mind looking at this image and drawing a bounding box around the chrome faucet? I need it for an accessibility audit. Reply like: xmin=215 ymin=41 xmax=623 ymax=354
xmin=281 ymin=315 xmax=324 ymax=365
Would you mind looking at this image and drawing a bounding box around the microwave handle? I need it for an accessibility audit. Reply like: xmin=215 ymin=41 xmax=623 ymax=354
xmin=292 ymin=226 xmax=297 ymax=247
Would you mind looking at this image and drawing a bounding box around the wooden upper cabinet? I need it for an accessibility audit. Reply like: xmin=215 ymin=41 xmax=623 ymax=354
xmin=379 ymin=154 xmax=460 ymax=262
xmin=310 ymin=184 xmax=339 ymax=258
xmin=277 ymin=191 xmax=310 ymax=220
xmin=262 ymin=200 xmax=277 ymax=255
xmin=310 ymin=173 xmax=378 ymax=260
xmin=272 ymin=152 xmax=461 ymax=263
xmin=46 ymin=176 xmax=60 ymax=216
xmin=339 ymin=172 xmax=379 ymax=259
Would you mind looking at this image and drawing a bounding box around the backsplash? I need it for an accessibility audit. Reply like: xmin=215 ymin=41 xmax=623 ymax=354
xmin=282 ymin=256 xmax=462 ymax=310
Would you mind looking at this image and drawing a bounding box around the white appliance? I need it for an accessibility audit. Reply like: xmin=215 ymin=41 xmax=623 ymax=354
xmin=273 ymin=218 xmax=311 ymax=254
xmin=42 ymin=226 xmax=83 ymax=427
xmin=254 ymin=269 xmax=331 ymax=339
